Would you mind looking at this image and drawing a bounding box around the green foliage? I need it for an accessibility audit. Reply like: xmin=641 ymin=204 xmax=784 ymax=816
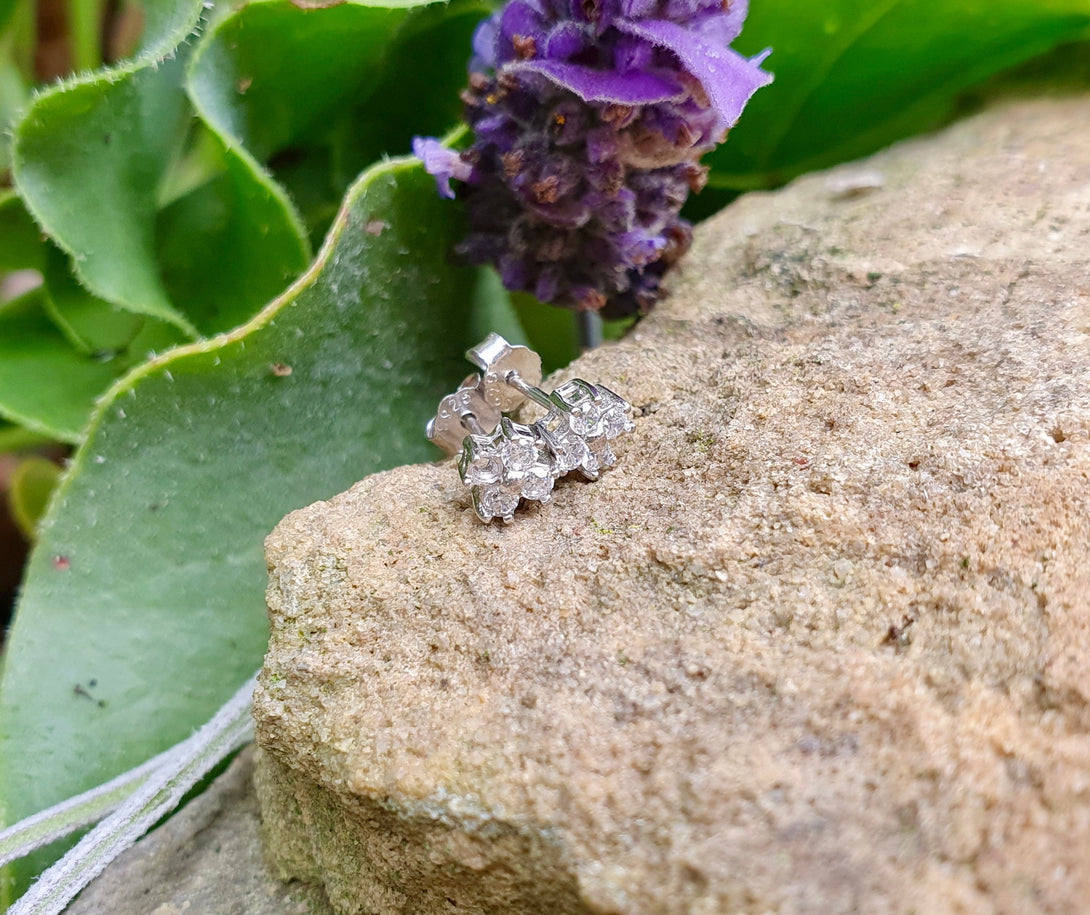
xmin=0 ymin=192 xmax=184 ymax=442
xmin=13 ymin=2 xmax=204 ymax=334
xmin=0 ymin=155 xmax=479 ymax=898
xmin=0 ymin=0 xmax=311 ymax=446
xmin=1 ymin=0 xmax=1089 ymax=900
xmin=708 ymin=0 xmax=1090 ymax=188
xmin=12 ymin=1 xmax=310 ymax=337
xmin=511 ymin=292 xmax=580 ymax=374
xmin=0 ymin=288 xmax=126 ymax=442
xmin=0 ymin=191 xmax=41 ymax=271
xmin=0 ymin=0 xmax=16 ymax=37
xmin=7 ymin=455 xmax=59 ymax=541
xmin=187 ymin=0 xmax=486 ymax=242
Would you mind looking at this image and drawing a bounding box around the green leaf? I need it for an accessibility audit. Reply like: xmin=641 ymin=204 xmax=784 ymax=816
xmin=7 ymin=456 xmax=60 ymax=541
xmin=154 ymin=133 xmax=310 ymax=335
xmin=0 ymin=0 xmax=18 ymax=36
xmin=186 ymin=0 xmax=410 ymax=162
xmin=0 ymin=0 xmax=35 ymax=91
xmin=602 ymin=315 xmax=637 ymax=343
xmin=335 ymin=1 xmax=491 ymax=179
xmin=41 ymin=244 xmax=183 ymax=357
xmin=0 ymin=424 xmax=54 ymax=453
xmin=68 ymin=0 xmax=107 ymax=72
xmin=0 ymin=245 xmax=186 ymax=446
xmin=468 ymin=267 xmax=528 ymax=349
xmin=0 ymin=53 xmax=27 ymax=174
xmin=0 ymin=191 xmax=43 ymax=272
xmin=511 ymin=292 xmax=580 ymax=374
xmin=0 ymin=741 xmax=173 ymax=872
xmin=0 ymin=289 xmax=124 ymax=443
xmin=13 ymin=51 xmax=199 ymax=334
xmin=6 ymin=673 xmax=255 ymax=915
xmin=0 ymin=157 xmax=479 ymax=896
xmin=709 ymin=0 xmax=1090 ymax=188
xmin=187 ymin=0 xmax=486 ymax=240
xmin=11 ymin=0 xmax=311 ymax=339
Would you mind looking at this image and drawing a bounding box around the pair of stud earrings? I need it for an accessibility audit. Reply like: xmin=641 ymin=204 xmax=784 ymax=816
xmin=427 ymin=333 xmax=635 ymax=522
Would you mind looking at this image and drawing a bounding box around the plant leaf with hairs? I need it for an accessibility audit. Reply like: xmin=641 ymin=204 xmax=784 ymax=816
xmin=0 ymin=156 xmax=478 ymax=899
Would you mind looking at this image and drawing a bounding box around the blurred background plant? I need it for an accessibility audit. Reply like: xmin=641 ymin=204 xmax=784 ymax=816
xmin=0 ymin=0 xmax=1088 ymax=904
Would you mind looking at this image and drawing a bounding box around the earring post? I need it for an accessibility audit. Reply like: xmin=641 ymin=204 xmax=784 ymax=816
xmin=504 ymin=371 xmax=555 ymax=411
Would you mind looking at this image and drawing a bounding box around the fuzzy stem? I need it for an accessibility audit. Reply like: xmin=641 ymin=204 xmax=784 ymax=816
xmin=0 ymin=746 xmax=171 ymax=869
xmin=67 ymin=0 xmax=106 ymax=71
xmin=7 ymin=672 xmax=257 ymax=915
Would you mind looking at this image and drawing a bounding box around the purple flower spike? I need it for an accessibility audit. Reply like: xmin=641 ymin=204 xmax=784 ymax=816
xmin=414 ymin=0 xmax=771 ymax=316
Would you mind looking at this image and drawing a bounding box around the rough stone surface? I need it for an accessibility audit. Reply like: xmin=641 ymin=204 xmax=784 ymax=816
xmin=254 ymin=96 xmax=1090 ymax=915
xmin=67 ymin=749 xmax=332 ymax=915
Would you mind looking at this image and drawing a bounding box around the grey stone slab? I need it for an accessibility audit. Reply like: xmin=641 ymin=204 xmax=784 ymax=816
xmin=67 ymin=748 xmax=332 ymax=915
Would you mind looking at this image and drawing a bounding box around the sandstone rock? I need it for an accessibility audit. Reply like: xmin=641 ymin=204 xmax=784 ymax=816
xmin=67 ymin=749 xmax=332 ymax=915
xmin=253 ymin=95 xmax=1090 ymax=915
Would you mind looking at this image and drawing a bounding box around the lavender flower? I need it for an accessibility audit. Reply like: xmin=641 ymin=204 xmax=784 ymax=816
xmin=411 ymin=137 xmax=474 ymax=199
xmin=415 ymin=0 xmax=771 ymax=317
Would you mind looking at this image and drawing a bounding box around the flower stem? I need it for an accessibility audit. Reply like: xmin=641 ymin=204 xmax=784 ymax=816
xmin=577 ymin=311 xmax=603 ymax=352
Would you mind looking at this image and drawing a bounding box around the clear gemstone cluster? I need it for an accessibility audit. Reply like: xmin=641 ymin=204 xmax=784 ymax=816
xmin=458 ymin=380 xmax=634 ymax=522
xmin=460 ymin=417 xmax=558 ymax=521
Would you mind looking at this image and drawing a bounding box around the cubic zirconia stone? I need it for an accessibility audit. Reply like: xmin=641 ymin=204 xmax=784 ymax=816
xmin=465 ymin=451 xmax=503 ymax=485
xmin=554 ymin=380 xmax=600 ymax=437
xmin=520 ymin=469 xmax=553 ymax=501
xmin=454 ymin=373 xmax=631 ymax=520
xmin=589 ymin=439 xmax=616 ymax=469
xmin=501 ymin=436 xmax=536 ymax=473
xmin=477 ymin=486 xmax=519 ymax=520
xmin=552 ymin=432 xmax=587 ymax=473
xmin=568 ymin=402 xmax=601 ymax=437
xmin=535 ymin=446 xmax=558 ymax=477
xmin=600 ymin=406 xmax=630 ymax=439
xmin=535 ymin=412 xmax=578 ymax=472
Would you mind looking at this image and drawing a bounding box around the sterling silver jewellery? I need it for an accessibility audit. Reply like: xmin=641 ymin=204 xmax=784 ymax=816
xmin=427 ymin=333 xmax=634 ymax=523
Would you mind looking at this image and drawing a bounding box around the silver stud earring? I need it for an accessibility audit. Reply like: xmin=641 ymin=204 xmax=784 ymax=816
xmin=428 ymin=334 xmax=634 ymax=523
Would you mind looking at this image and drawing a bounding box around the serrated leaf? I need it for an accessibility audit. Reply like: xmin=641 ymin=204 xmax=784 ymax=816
xmin=709 ymin=0 xmax=1090 ymax=188
xmin=0 ymin=157 xmax=478 ymax=896
xmin=13 ymin=51 xmax=198 ymax=333
xmin=11 ymin=0 xmax=311 ymax=339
